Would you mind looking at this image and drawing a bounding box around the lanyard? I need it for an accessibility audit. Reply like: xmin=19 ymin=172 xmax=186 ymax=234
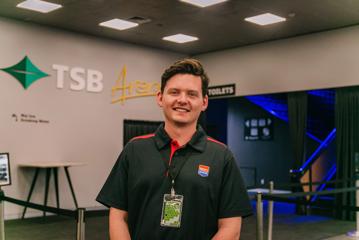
xmin=164 ymin=140 xmax=192 ymax=196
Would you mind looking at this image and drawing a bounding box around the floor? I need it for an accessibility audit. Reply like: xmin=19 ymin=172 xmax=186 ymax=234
xmin=3 ymin=203 xmax=357 ymax=240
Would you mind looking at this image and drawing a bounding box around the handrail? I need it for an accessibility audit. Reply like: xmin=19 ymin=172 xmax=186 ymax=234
xmin=255 ymin=180 xmax=359 ymax=240
xmin=257 ymin=177 xmax=355 ymax=188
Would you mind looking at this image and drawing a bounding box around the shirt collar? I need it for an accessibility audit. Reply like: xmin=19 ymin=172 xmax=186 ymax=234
xmin=154 ymin=123 xmax=207 ymax=152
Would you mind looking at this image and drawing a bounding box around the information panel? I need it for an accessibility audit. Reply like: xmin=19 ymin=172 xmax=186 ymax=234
xmin=0 ymin=153 xmax=11 ymax=186
xmin=244 ymin=118 xmax=273 ymax=141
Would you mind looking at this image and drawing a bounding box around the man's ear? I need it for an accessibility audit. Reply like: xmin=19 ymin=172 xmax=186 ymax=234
xmin=156 ymin=91 xmax=163 ymax=107
xmin=202 ymin=94 xmax=208 ymax=111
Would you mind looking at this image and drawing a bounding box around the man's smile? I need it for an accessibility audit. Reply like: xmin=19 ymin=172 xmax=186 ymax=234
xmin=173 ymin=107 xmax=190 ymax=112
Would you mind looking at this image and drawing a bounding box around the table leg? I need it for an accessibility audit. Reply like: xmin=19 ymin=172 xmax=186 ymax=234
xmin=43 ymin=168 xmax=51 ymax=217
xmin=53 ymin=168 xmax=60 ymax=209
xmin=22 ymin=168 xmax=40 ymax=219
xmin=64 ymin=167 xmax=78 ymax=208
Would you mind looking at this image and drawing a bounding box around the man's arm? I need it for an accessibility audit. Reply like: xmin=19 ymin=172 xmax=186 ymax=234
xmin=109 ymin=207 xmax=131 ymax=240
xmin=211 ymin=217 xmax=242 ymax=240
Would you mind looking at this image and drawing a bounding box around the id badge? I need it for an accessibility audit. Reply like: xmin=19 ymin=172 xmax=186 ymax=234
xmin=160 ymin=194 xmax=184 ymax=228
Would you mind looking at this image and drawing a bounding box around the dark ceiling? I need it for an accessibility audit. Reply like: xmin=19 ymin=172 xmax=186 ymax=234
xmin=1 ymin=0 xmax=359 ymax=55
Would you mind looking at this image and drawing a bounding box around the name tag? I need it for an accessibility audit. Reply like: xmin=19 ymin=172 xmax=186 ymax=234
xmin=160 ymin=194 xmax=184 ymax=228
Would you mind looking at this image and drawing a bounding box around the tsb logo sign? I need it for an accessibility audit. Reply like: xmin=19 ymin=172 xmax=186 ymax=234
xmin=53 ymin=64 xmax=103 ymax=92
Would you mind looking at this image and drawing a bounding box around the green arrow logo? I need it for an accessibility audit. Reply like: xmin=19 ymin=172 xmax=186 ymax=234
xmin=1 ymin=56 xmax=49 ymax=89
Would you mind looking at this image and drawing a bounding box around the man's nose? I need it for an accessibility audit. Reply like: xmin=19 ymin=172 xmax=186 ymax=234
xmin=177 ymin=92 xmax=188 ymax=103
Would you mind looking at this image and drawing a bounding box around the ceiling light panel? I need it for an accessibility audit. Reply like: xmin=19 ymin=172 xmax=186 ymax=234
xmin=162 ymin=34 xmax=199 ymax=43
xmin=180 ymin=0 xmax=227 ymax=8
xmin=99 ymin=19 xmax=139 ymax=31
xmin=16 ymin=0 xmax=62 ymax=13
xmin=245 ymin=13 xmax=286 ymax=26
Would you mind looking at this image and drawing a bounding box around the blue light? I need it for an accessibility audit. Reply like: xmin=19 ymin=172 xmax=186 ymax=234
xmin=245 ymin=95 xmax=324 ymax=143
xmin=300 ymin=128 xmax=336 ymax=171
xmin=310 ymin=164 xmax=336 ymax=202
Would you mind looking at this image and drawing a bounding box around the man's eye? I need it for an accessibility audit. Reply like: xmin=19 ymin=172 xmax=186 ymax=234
xmin=188 ymin=92 xmax=198 ymax=97
xmin=169 ymin=90 xmax=179 ymax=95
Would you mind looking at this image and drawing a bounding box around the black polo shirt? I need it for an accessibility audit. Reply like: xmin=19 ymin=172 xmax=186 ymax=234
xmin=96 ymin=124 xmax=252 ymax=240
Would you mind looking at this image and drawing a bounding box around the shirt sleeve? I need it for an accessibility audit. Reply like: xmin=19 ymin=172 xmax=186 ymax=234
xmin=218 ymin=149 xmax=253 ymax=218
xmin=96 ymin=144 xmax=130 ymax=210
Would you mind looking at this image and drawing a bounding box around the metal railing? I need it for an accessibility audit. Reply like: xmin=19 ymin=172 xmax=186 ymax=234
xmin=254 ymin=179 xmax=359 ymax=240
xmin=0 ymin=189 xmax=92 ymax=240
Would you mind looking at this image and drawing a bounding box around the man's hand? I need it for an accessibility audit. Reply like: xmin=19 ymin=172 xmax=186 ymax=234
xmin=109 ymin=207 xmax=131 ymax=240
xmin=211 ymin=217 xmax=242 ymax=240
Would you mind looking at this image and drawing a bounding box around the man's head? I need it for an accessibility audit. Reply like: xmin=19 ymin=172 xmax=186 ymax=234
xmin=161 ymin=59 xmax=209 ymax=97
xmin=157 ymin=59 xmax=209 ymax=128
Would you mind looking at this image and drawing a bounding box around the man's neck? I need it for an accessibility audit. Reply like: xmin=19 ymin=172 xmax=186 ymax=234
xmin=164 ymin=122 xmax=197 ymax=146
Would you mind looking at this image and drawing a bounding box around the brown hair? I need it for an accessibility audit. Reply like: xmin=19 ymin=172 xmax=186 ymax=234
xmin=161 ymin=59 xmax=209 ymax=97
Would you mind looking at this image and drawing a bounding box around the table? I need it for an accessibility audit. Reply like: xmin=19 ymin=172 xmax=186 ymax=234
xmin=247 ymin=188 xmax=292 ymax=194
xmin=18 ymin=161 xmax=84 ymax=219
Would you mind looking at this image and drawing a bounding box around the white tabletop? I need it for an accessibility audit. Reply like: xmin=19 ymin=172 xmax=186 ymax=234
xmin=18 ymin=161 xmax=85 ymax=168
xmin=247 ymin=188 xmax=292 ymax=194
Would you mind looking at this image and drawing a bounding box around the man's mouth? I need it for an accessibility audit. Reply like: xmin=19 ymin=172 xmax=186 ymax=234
xmin=173 ymin=107 xmax=190 ymax=112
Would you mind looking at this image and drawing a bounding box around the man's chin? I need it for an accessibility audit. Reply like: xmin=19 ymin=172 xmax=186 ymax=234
xmin=172 ymin=118 xmax=194 ymax=127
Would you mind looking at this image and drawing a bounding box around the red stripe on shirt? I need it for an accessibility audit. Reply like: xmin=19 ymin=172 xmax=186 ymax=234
xmin=207 ymin=137 xmax=226 ymax=147
xmin=130 ymin=133 xmax=155 ymax=141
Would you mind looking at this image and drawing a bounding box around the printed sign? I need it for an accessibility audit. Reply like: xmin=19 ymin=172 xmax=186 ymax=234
xmin=208 ymin=84 xmax=235 ymax=98
xmin=244 ymin=117 xmax=273 ymax=141
xmin=0 ymin=153 xmax=11 ymax=186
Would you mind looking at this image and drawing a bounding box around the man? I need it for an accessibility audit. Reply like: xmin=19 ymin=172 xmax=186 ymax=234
xmin=96 ymin=59 xmax=252 ymax=240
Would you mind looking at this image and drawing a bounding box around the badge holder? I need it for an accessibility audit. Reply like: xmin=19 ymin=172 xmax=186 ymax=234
xmin=160 ymin=182 xmax=184 ymax=228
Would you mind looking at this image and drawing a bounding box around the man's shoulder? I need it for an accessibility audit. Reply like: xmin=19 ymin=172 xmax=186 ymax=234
xmin=206 ymin=136 xmax=227 ymax=149
xmin=130 ymin=133 xmax=156 ymax=142
xmin=123 ymin=133 xmax=156 ymax=153
xmin=127 ymin=133 xmax=156 ymax=147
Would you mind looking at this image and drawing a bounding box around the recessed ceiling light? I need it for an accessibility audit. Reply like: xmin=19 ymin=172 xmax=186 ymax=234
xmin=162 ymin=34 xmax=199 ymax=44
xmin=245 ymin=13 xmax=286 ymax=26
xmin=180 ymin=0 xmax=227 ymax=8
xmin=99 ymin=18 xmax=139 ymax=31
xmin=16 ymin=0 xmax=62 ymax=13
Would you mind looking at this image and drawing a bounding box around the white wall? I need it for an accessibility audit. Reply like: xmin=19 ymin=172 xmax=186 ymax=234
xmin=0 ymin=17 xmax=184 ymax=219
xmin=196 ymin=25 xmax=359 ymax=96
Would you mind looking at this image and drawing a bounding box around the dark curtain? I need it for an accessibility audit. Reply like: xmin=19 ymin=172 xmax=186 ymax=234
xmin=335 ymin=86 xmax=359 ymax=220
xmin=123 ymin=119 xmax=163 ymax=146
xmin=287 ymin=91 xmax=308 ymax=170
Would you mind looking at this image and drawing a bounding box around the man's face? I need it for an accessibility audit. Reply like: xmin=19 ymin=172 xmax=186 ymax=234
xmin=157 ymin=73 xmax=208 ymax=127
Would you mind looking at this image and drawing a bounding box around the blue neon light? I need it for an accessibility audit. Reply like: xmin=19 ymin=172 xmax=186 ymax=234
xmin=300 ymin=128 xmax=336 ymax=171
xmin=310 ymin=164 xmax=336 ymax=202
xmin=245 ymin=95 xmax=324 ymax=143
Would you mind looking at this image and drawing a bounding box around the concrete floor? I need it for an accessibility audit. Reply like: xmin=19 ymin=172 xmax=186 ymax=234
xmin=3 ymin=202 xmax=357 ymax=240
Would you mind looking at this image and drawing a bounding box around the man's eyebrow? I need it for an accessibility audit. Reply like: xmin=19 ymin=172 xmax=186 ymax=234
xmin=187 ymin=89 xmax=200 ymax=93
xmin=167 ymin=88 xmax=179 ymax=91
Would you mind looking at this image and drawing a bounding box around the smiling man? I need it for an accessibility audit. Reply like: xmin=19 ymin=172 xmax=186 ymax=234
xmin=96 ymin=59 xmax=252 ymax=240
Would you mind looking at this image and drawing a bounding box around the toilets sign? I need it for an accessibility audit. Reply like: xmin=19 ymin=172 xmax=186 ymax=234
xmin=208 ymin=84 xmax=236 ymax=98
xmin=1 ymin=55 xmax=103 ymax=92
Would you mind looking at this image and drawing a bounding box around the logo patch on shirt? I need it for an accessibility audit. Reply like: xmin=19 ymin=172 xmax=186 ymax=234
xmin=198 ymin=165 xmax=210 ymax=177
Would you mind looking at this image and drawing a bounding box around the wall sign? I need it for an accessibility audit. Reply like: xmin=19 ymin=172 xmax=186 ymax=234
xmin=1 ymin=55 xmax=104 ymax=93
xmin=244 ymin=117 xmax=273 ymax=141
xmin=0 ymin=153 xmax=11 ymax=186
xmin=0 ymin=56 xmax=49 ymax=89
xmin=208 ymin=84 xmax=235 ymax=98
xmin=11 ymin=113 xmax=50 ymax=124
xmin=111 ymin=66 xmax=160 ymax=105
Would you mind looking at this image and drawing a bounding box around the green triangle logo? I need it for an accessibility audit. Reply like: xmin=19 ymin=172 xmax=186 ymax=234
xmin=1 ymin=56 xmax=49 ymax=89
